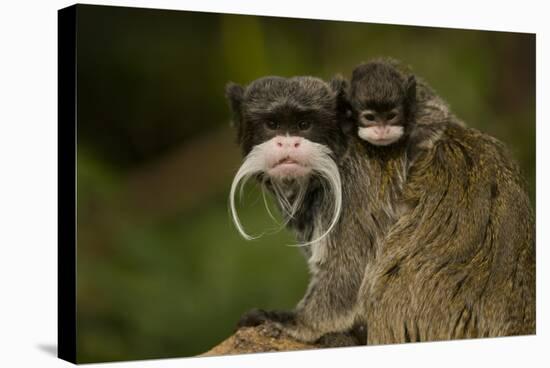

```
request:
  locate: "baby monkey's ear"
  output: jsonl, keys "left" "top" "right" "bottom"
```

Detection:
{"left": 404, "top": 75, "right": 417, "bottom": 122}
{"left": 405, "top": 75, "right": 417, "bottom": 104}
{"left": 329, "top": 74, "right": 351, "bottom": 112}
{"left": 329, "top": 75, "right": 354, "bottom": 134}
{"left": 329, "top": 74, "right": 348, "bottom": 96}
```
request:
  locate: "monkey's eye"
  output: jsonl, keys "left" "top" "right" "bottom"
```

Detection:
{"left": 298, "top": 121, "right": 311, "bottom": 130}
{"left": 265, "top": 121, "right": 278, "bottom": 130}
{"left": 364, "top": 113, "right": 376, "bottom": 121}
{"left": 387, "top": 112, "right": 397, "bottom": 120}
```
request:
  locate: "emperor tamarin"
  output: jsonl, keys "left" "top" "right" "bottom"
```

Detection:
{"left": 225, "top": 73, "right": 535, "bottom": 346}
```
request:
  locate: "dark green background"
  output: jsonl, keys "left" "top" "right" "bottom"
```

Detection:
{"left": 75, "top": 4, "right": 535, "bottom": 363}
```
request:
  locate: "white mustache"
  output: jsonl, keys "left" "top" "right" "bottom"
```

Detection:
{"left": 229, "top": 138, "right": 342, "bottom": 246}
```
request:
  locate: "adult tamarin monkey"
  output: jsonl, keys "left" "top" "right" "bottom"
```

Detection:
{"left": 225, "top": 73, "right": 535, "bottom": 346}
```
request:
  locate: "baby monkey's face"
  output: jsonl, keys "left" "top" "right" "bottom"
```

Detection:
{"left": 349, "top": 61, "right": 417, "bottom": 147}
{"left": 356, "top": 104, "right": 405, "bottom": 146}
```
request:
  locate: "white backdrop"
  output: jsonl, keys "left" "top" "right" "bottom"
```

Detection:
{"left": 0, "top": 0, "right": 547, "bottom": 367}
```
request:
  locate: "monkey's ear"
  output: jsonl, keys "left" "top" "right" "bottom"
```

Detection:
{"left": 405, "top": 75, "right": 417, "bottom": 120}
{"left": 405, "top": 75, "right": 417, "bottom": 103}
{"left": 329, "top": 75, "right": 354, "bottom": 134}
{"left": 329, "top": 74, "right": 348, "bottom": 95}
{"left": 225, "top": 82, "right": 245, "bottom": 126}
{"left": 329, "top": 74, "right": 350, "bottom": 107}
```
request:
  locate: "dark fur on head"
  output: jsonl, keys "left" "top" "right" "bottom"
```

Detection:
{"left": 225, "top": 76, "right": 348, "bottom": 158}
{"left": 350, "top": 61, "right": 417, "bottom": 137}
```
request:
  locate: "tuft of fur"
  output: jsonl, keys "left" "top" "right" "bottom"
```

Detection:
{"left": 229, "top": 137, "right": 342, "bottom": 246}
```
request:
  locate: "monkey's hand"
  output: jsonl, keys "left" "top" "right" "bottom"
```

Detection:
{"left": 237, "top": 308, "right": 296, "bottom": 329}
{"left": 238, "top": 307, "right": 353, "bottom": 343}
{"left": 271, "top": 315, "right": 364, "bottom": 347}
{"left": 236, "top": 308, "right": 329, "bottom": 343}
{"left": 236, "top": 308, "right": 299, "bottom": 341}
{"left": 236, "top": 308, "right": 362, "bottom": 347}
{"left": 268, "top": 309, "right": 352, "bottom": 343}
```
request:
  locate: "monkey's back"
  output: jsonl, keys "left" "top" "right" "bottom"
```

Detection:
{"left": 361, "top": 123, "right": 535, "bottom": 344}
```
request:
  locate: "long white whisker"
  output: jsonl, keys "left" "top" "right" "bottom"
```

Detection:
{"left": 296, "top": 150, "right": 342, "bottom": 247}
{"left": 261, "top": 180, "right": 281, "bottom": 225}
{"left": 229, "top": 142, "right": 270, "bottom": 240}
{"left": 229, "top": 138, "right": 342, "bottom": 247}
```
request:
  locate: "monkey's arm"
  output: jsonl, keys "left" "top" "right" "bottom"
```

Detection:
{"left": 283, "top": 250, "right": 365, "bottom": 343}
{"left": 238, "top": 261, "right": 364, "bottom": 344}
{"left": 238, "top": 234, "right": 367, "bottom": 344}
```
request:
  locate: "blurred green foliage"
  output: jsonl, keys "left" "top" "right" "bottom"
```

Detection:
{"left": 74, "top": 4, "right": 535, "bottom": 363}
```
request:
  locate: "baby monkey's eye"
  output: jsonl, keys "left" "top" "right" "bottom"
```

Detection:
{"left": 387, "top": 112, "right": 397, "bottom": 120}
{"left": 364, "top": 113, "right": 376, "bottom": 121}
{"left": 265, "top": 121, "right": 278, "bottom": 130}
{"left": 298, "top": 121, "right": 311, "bottom": 130}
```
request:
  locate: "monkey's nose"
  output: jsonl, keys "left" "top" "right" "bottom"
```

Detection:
{"left": 373, "top": 125, "right": 390, "bottom": 137}
{"left": 274, "top": 136, "right": 302, "bottom": 149}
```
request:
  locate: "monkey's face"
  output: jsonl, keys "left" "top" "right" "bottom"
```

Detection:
{"left": 350, "top": 82, "right": 409, "bottom": 147}
{"left": 356, "top": 105, "right": 405, "bottom": 146}
{"left": 226, "top": 76, "right": 346, "bottom": 180}
{"left": 225, "top": 76, "right": 345, "bottom": 242}
{"left": 237, "top": 103, "right": 343, "bottom": 180}
{"left": 349, "top": 61, "right": 417, "bottom": 147}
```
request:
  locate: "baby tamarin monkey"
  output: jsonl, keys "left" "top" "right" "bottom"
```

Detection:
{"left": 349, "top": 61, "right": 417, "bottom": 147}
